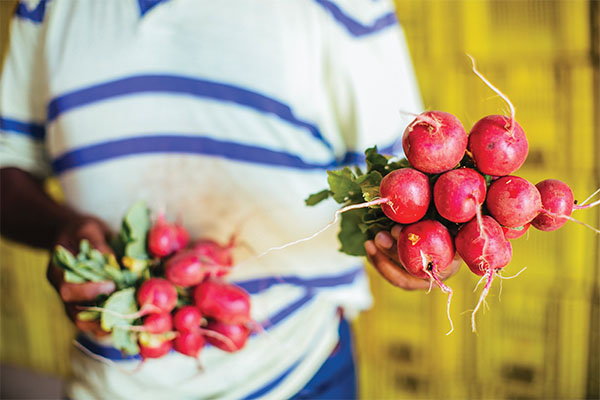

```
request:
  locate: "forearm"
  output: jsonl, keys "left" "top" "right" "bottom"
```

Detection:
{"left": 0, "top": 167, "right": 79, "bottom": 250}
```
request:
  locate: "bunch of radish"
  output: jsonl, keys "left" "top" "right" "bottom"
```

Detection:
{"left": 54, "top": 204, "right": 253, "bottom": 362}
{"left": 307, "top": 58, "right": 599, "bottom": 333}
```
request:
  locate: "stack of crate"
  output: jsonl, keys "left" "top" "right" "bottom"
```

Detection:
{"left": 355, "top": 0, "right": 598, "bottom": 399}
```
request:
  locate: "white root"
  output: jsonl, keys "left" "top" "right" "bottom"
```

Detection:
{"left": 467, "top": 54, "right": 516, "bottom": 132}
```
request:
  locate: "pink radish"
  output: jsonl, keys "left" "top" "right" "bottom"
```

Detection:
{"left": 137, "top": 278, "right": 178, "bottom": 314}
{"left": 191, "top": 238, "right": 235, "bottom": 269}
{"left": 173, "top": 306, "right": 203, "bottom": 333}
{"left": 204, "top": 321, "right": 251, "bottom": 352}
{"left": 193, "top": 281, "right": 251, "bottom": 325}
{"left": 378, "top": 168, "right": 431, "bottom": 224}
{"left": 486, "top": 176, "right": 541, "bottom": 228}
{"left": 502, "top": 223, "right": 530, "bottom": 240}
{"left": 532, "top": 179, "right": 574, "bottom": 232}
{"left": 397, "top": 219, "right": 456, "bottom": 334}
{"left": 142, "top": 312, "right": 173, "bottom": 334}
{"left": 455, "top": 216, "right": 513, "bottom": 331}
{"left": 532, "top": 179, "right": 600, "bottom": 233}
{"left": 165, "top": 250, "right": 208, "bottom": 287}
{"left": 468, "top": 115, "right": 528, "bottom": 176}
{"left": 174, "top": 331, "right": 205, "bottom": 358}
{"left": 402, "top": 111, "right": 468, "bottom": 174}
{"left": 173, "top": 223, "right": 190, "bottom": 252}
{"left": 148, "top": 215, "right": 178, "bottom": 258}
{"left": 466, "top": 55, "right": 529, "bottom": 177}
{"left": 139, "top": 338, "right": 173, "bottom": 359}
{"left": 433, "top": 168, "right": 486, "bottom": 223}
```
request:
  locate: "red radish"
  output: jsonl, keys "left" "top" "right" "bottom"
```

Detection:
{"left": 455, "top": 216, "right": 513, "bottom": 332}
{"left": 173, "top": 223, "right": 190, "bottom": 252}
{"left": 137, "top": 278, "right": 178, "bottom": 314}
{"left": 502, "top": 223, "right": 530, "bottom": 240}
{"left": 468, "top": 115, "right": 529, "bottom": 176}
{"left": 191, "top": 238, "right": 234, "bottom": 269}
{"left": 397, "top": 220, "right": 456, "bottom": 334}
{"left": 148, "top": 215, "right": 178, "bottom": 258}
{"left": 433, "top": 168, "right": 486, "bottom": 223}
{"left": 466, "top": 55, "right": 528, "bottom": 177}
{"left": 139, "top": 338, "right": 173, "bottom": 359}
{"left": 173, "top": 306, "right": 203, "bottom": 333}
{"left": 174, "top": 331, "right": 205, "bottom": 358}
{"left": 165, "top": 250, "right": 208, "bottom": 287}
{"left": 531, "top": 179, "right": 574, "bottom": 232}
{"left": 486, "top": 176, "right": 541, "bottom": 228}
{"left": 397, "top": 220, "right": 455, "bottom": 280}
{"left": 204, "top": 321, "right": 251, "bottom": 352}
{"left": 143, "top": 312, "right": 173, "bottom": 334}
{"left": 379, "top": 168, "right": 431, "bottom": 224}
{"left": 402, "top": 111, "right": 468, "bottom": 174}
{"left": 194, "top": 281, "right": 251, "bottom": 325}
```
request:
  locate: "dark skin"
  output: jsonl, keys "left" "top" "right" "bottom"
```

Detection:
{"left": 1, "top": 167, "right": 115, "bottom": 336}
{"left": 1, "top": 167, "right": 459, "bottom": 335}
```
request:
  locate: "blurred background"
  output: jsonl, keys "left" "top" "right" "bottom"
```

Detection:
{"left": 1, "top": 0, "right": 598, "bottom": 399}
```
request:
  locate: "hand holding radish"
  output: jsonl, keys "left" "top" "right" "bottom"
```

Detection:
{"left": 365, "top": 226, "right": 460, "bottom": 291}
{"left": 306, "top": 56, "right": 599, "bottom": 333}
{"left": 47, "top": 215, "right": 116, "bottom": 336}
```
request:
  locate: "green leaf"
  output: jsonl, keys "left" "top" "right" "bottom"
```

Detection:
{"left": 327, "top": 168, "right": 361, "bottom": 204}
{"left": 305, "top": 189, "right": 333, "bottom": 206}
{"left": 112, "top": 327, "right": 140, "bottom": 356}
{"left": 356, "top": 171, "right": 383, "bottom": 202}
{"left": 79, "top": 239, "right": 91, "bottom": 255}
{"left": 64, "top": 270, "right": 87, "bottom": 284}
{"left": 338, "top": 209, "right": 368, "bottom": 256}
{"left": 100, "top": 288, "right": 138, "bottom": 332}
{"left": 123, "top": 201, "right": 151, "bottom": 241}
{"left": 365, "top": 146, "right": 389, "bottom": 174}
{"left": 70, "top": 264, "right": 107, "bottom": 282}
{"left": 53, "top": 245, "right": 77, "bottom": 270}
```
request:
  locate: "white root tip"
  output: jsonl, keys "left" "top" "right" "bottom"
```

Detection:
{"left": 466, "top": 54, "right": 516, "bottom": 130}
{"left": 251, "top": 197, "right": 390, "bottom": 261}
{"left": 565, "top": 215, "right": 600, "bottom": 234}
{"left": 471, "top": 270, "right": 495, "bottom": 333}
{"left": 577, "top": 188, "right": 600, "bottom": 207}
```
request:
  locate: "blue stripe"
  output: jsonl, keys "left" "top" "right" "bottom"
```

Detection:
{"left": 50, "top": 134, "right": 338, "bottom": 174}
{"left": 0, "top": 117, "right": 46, "bottom": 140}
{"left": 315, "top": 0, "right": 397, "bottom": 37}
{"left": 138, "top": 0, "right": 169, "bottom": 16}
{"left": 236, "top": 266, "right": 364, "bottom": 295}
{"left": 260, "top": 291, "right": 315, "bottom": 330}
{"left": 46, "top": 75, "right": 331, "bottom": 150}
{"left": 15, "top": 0, "right": 47, "bottom": 23}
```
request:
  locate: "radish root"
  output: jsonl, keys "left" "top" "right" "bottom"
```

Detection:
{"left": 252, "top": 197, "right": 391, "bottom": 260}
{"left": 467, "top": 54, "right": 516, "bottom": 134}
{"left": 420, "top": 251, "right": 454, "bottom": 335}
{"left": 471, "top": 268, "right": 496, "bottom": 333}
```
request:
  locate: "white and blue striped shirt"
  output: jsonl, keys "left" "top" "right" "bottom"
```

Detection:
{"left": 0, "top": 0, "right": 422, "bottom": 398}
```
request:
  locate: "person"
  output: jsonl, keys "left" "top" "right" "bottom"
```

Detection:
{"left": 0, "top": 0, "right": 459, "bottom": 398}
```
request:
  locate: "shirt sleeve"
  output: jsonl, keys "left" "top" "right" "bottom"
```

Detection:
{"left": 0, "top": 0, "right": 52, "bottom": 178}
{"left": 321, "top": 0, "right": 423, "bottom": 159}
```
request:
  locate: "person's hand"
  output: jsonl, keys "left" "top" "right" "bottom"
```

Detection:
{"left": 46, "top": 215, "right": 116, "bottom": 336}
{"left": 364, "top": 225, "right": 461, "bottom": 290}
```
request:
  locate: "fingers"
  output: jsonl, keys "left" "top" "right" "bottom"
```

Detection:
{"left": 60, "top": 280, "right": 116, "bottom": 303}
{"left": 365, "top": 240, "right": 431, "bottom": 290}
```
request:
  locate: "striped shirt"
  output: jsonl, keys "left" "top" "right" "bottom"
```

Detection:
{"left": 0, "top": 0, "right": 422, "bottom": 398}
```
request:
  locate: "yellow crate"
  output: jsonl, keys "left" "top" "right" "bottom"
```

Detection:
{"left": 466, "top": 283, "right": 592, "bottom": 400}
